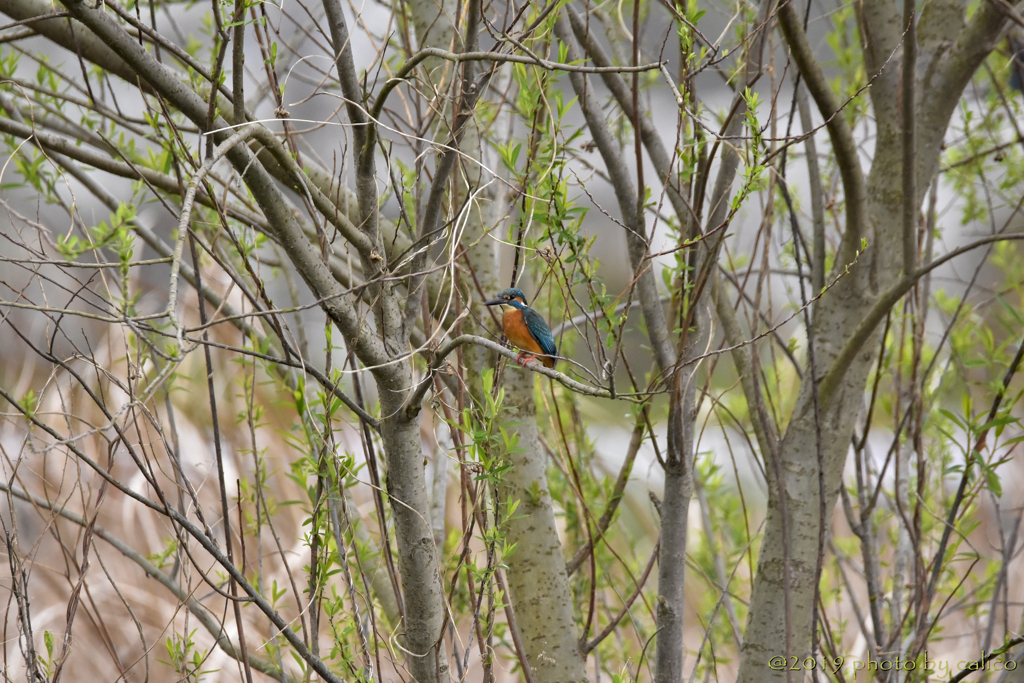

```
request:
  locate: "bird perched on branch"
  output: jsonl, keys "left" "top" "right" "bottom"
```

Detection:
{"left": 484, "top": 288, "right": 557, "bottom": 368}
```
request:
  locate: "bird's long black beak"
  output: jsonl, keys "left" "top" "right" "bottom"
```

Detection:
{"left": 483, "top": 298, "right": 505, "bottom": 307}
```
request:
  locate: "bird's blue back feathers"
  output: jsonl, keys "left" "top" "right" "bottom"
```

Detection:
{"left": 521, "top": 306, "right": 557, "bottom": 357}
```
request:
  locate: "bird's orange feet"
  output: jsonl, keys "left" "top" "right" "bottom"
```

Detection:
{"left": 515, "top": 352, "right": 537, "bottom": 366}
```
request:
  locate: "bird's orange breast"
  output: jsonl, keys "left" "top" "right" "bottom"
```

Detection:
{"left": 503, "top": 309, "right": 545, "bottom": 356}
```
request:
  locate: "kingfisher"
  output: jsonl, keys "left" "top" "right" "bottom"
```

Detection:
{"left": 484, "top": 288, "right": 558, "bottom": 368}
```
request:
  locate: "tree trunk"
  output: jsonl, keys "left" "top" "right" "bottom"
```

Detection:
{"left": 498, "top": 367, "right": 588, "bottom": 682}
{"left": 380, "top": 385, "right": 444, "bottom": 683}
{"left": 447, "top": 44, "right": 586, "bottom": 677}
{"left": 737, "top": 1, "right": 1010, "bottom": 676}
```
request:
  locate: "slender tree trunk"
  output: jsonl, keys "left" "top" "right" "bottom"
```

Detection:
{"left": 654, "top": 367, "right": 701, "bottom": 683}
{"left": 380, "top": 386, "right": 444, "bottom": 682}
{"left": 738, "top": 123, "right": 904, "bottom": 682}
{"left": 455, "top": 77, "right": 587, "bottom": 680}
{"left": 498, "top": 367, "right": 588, "bottom": 681}
{"left": 738, "top": 0, "right": 1010, "bottom": 675}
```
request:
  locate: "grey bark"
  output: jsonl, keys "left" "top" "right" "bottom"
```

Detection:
{"left": 654, "top": 373, "right": 698, "bottom": 683}
{"left": 452, "top": 61, "right": 586, "bottom": 683}
{"left": 737, "top": 0, "right": 1014, "bottom": 679}
{"left": 497, "top": 367, "right": 588, "bottom": 682}
{"left": 794, "top": 83, "right": 827, "bottom": 295}
{"left": 395, "top": 0, "right": 584, "bottom": 677}
{"left": 1, "top": 0, "right": 154, "bottom": 90}
{"left": 376, "top": 387, "right": 442, "bottom": 683}
{"left": 321, "top": 0, "right": 367, "bottom": 152}
{"left": 44, "top": 3, "right": 443, "bottom": 680}
{"left": 656, "top": 106, "right": 744, "bottom": 683}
